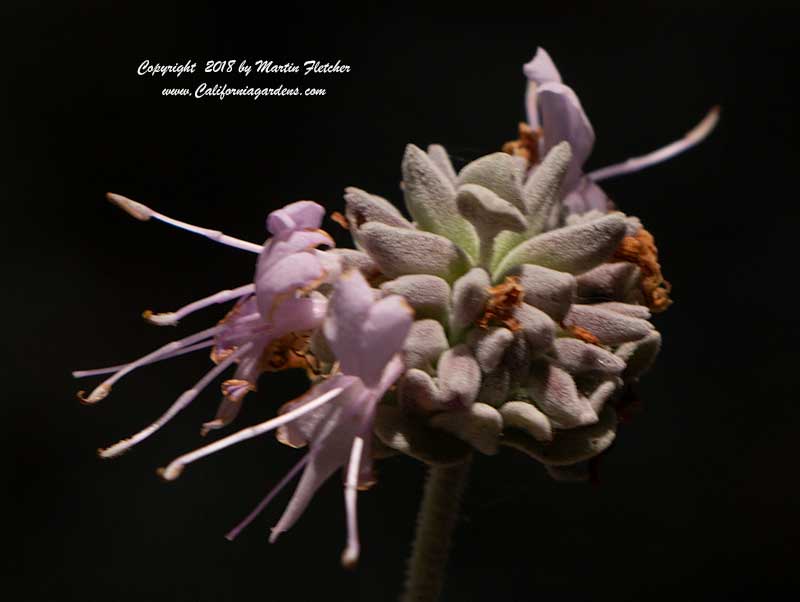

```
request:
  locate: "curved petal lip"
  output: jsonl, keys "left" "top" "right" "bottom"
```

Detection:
{"left": 537, "top": 82, "right": 595, "bottom": 191}
{"left": 267, "top": 200, "right": 325, "bottom": 235}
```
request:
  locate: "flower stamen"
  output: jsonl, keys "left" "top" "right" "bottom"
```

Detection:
{"left": 143, "top": 284, "right": 255, "bottom": 326}
{"left": 72, "top": 341, "right": 214, "bottom": 378}
{"left": 341, "top": 435, "right": 365, "bottom": 569}
{"left": 98, "top": 342, "right": 255, "bottom": 458}
{"left": 107, "top": 192, "right": 264, "bottom": 254}
{"left": 587, "top": 106, "right": 720, "bottom": 182}
{"left": 225, "top": 455, "right": 311, "bottom": 541}
{"left": 76, "top": 325, "right": 223, "bottom": 404}
{"left": 158, "top": 385, "right": 346, "bottom": 481}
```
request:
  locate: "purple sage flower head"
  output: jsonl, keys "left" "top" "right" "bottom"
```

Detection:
{"left": 75, "top": 48, "right": 716, "bottom": 567}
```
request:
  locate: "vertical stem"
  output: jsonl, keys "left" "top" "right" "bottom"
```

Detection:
{"left": 401, "top": 457, "right": 472, "bottom": 602}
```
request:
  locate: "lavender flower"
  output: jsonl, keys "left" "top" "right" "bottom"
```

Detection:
{"left": 506, "top": 47, "right": 720, "bottom": 214}
{"left": 74, "top": 195, "right": 414, "bottom": 565}
{"left": 75, "top": 196, "right": 340, "bottom": 455}
{"left": 159, "top": 270, "right": 412, "bottom": 566}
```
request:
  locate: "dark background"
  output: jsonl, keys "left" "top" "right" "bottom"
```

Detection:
{"left": 4, "top": 4, "right": 798, "bottom": 601}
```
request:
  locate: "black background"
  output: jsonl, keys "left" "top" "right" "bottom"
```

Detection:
{"left": 4, "top": 4, "right": 799, "bottom": 601}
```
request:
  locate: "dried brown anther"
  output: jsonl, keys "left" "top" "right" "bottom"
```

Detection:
{"left": 477, "top": 276, "right": 524, "bottom": 331}
{"left": 331, "top": 211, "right": 350, "bottom": 230}
{"left": 612, "top": 226, "right": 672, "bottom": 313}
{"left": 259, "top": 331, "right": 320, "bottom": 378}
{"left": 566, "top": 325, "right": 601, "bottom": 346}
{"left": 502, "top": 122, "right": 543, "bottom": 167}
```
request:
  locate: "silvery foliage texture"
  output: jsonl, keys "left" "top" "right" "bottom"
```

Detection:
{"left": 339, "top": 141, "right": 661, "bottom": 477}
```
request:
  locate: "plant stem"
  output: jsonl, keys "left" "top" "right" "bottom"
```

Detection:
{"left": 401, "top": 457, "right": 472, "bottom": 602}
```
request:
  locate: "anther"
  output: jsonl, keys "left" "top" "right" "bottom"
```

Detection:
{"left": 107, "top": 192, "right": 152, "bottom": 221}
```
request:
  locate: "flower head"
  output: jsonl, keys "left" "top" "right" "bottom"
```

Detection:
{"left": 75, "top": 49, "right": 716, "bottom": 567}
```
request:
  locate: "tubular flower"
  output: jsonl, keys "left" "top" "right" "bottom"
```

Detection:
{"left": 74, "top": 196, "right": 340, "bottom": 457}
{"left": 159, "top": 269, "right": 413, "bottom": 567}
{"left": 504, "top": 47, "right": 720, "bottom": 215}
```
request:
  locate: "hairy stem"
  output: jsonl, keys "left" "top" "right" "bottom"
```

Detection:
{"left": 401, "top": 457, "right": 472, "bottom": 602}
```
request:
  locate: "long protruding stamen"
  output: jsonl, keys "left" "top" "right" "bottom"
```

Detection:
{"left": 587, "top": 106, "right": 720, "bottom": 182}
{"left": 74, "top": 313, "right": 261, "bottom": 382}
{"left": 225, "top": 455, "right": 311, "bottom": 542}
{"left": 159, "top": 386, "right": 345, "bottom": 480}
{"left": 76, "top": 326, "right": 222, "bottom": 404}
{"left": 143, "top": 284, "right": 255, "bottom": 326}
{"left": 72, "top": 341, "right": 213, "bottom": 378}
{"left": 341, "top": 436, "right": 364, "bottom": 569}
{"left": 107, "top": 193, "right": 264, "bottom": 254}
{"left": 98, "top": 343, "right": 255, "bottom": 459}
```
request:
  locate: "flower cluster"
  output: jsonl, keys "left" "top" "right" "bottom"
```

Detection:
{"left": 74, "top": 48, "right": 716, "bottom": 564}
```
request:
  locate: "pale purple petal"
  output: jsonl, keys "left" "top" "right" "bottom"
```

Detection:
{"left": 266, "top": 200, "right": 325, "bottom": 236}
{"left": 271, "top": 354, "right": 403, "bottom": 541}
{"left": 523, "top": 47, "right": 562, "bottom": 132}
{"left": 257, "top": 229, "right": 333, "bottom": 273}
{"left": 277, "top": 374, "right": 360, "bottom": 448}
{"left": 225, "top": 454, "right": 310, "bottom": 541}
{"left": 537, "top": 82, "right": 595, "bottom": 191}
{"left": 205, "top": 293, "right": 328, "bottom": 434}
{"left": 286, "top": 356, "right": 400, "bottom": 457}
{"left": 322, "top": 270, "right": 375, "bottom": 377}
{"left": 358, "top": 295, "right": 413, "bottom": 387}
{"left": 562, "top": 176, "right": 611, "bottom": 214}
{"left": 358, "top": 354, "right": 404, "bottom": 485}
{"left": 202, "top": 354, "right": 261, "bottom": 432}
{"left": 212, "top": 296, "right": 259, "bottom": 352}
{"left": 269, "top": 269, "right": 410, "bottom": 543}
{"left": 522, "top": 47, "right": 562, "bottom": 85}
{"left": 255, "top": 252, "right": 324, "bottom": 318}
{"left": 270, "top": 384, "right": 371, "bottom": 541}
{"left": 213, "top": 292, "right": 328, "bottom": 366}
{"left": 269, "top": 292, "right": 328, "bottom": 337}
